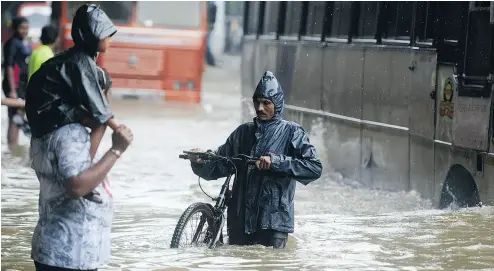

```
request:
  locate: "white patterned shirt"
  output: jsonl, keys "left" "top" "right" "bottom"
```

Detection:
{"left": 30, "top": 123, "right": 114, "bottom": 270}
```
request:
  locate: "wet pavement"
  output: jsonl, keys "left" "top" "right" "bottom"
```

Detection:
{"left": 2, "top": 56, "right": 494, "bottom": 271}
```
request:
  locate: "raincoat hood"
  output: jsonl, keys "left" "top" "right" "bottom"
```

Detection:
{"left": 71, "top": 4, "right": 117, "bottom": 55}
{"left": 253, "top": 71, "right": 284, "bottom": 120}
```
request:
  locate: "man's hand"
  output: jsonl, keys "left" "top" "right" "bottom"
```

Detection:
{"left": 188, "top": 148, "right": 204, "bottom": 164}
{"left": 111, "top": 125, "right": 133, "bottom": 153}
{"left": 9, "top": 90, "right": 17, "bottom": 99}
{"left": 255, "top": 156, "right": 271, "bottom": 170}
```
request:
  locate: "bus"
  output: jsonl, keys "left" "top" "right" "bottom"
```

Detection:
{"left": 51, "top": 1, "right": 208, "bottom": 103}
{"left": 241, "top": 1, "right": 494, "bottom": 209}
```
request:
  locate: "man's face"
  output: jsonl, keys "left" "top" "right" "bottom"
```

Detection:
{"left": 254, "top": 97, "right": 275, "bottom": 121}
{"left": 17, "top": 22, "right": 29, "bottom": 39}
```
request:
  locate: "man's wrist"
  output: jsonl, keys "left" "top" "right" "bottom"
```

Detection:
{"left": 267, "top": 153, "right": 280, "bottom": 170}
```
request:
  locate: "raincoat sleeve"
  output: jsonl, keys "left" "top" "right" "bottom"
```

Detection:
{"left": 268, "top": 126, "right": 322, "bottom": 185}
{"left": 191, "top": 126, "right": 241, "bottom": 180}
{"left": 68, "top": 60, "right": 113, "bottom": 125}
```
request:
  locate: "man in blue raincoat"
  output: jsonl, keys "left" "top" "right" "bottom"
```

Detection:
{"left": 188, "top": 71, "right": 323, "bottom": 249}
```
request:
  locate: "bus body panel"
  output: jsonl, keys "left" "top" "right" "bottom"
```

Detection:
{"left": 241, "top": 1, "right": 494, "bottom": 208}
{"left": 241, "top": 39, "right": 494, "bottom": 207}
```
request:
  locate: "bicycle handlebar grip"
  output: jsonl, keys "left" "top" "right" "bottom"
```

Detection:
{"left": 179, "top": 154, "right": 189, "bottom": 159}
{"left": 247, "top": 159, "right": 258, "bottom": 165}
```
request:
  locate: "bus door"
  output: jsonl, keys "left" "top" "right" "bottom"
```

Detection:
{"left": 452, "top": 2, "right": 494, "bottom": 152}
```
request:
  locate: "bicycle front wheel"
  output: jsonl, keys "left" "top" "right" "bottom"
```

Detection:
{"left": 170, "top": 202, "right": 216, "bottom": 248}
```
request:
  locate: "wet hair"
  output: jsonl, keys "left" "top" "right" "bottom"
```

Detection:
{"left": 11, "top": 16, "right": 28, "bottom": 32}
{"left": 40, "top": 25, "right": 58, "bottom": 45}
{"left": 97, "top": 66, "right": 112, "bottom": 95}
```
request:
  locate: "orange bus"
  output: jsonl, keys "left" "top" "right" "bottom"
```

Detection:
{"left": 55, "top": 1, "right": 208, "bottom": 103}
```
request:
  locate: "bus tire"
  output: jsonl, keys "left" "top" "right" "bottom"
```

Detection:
{"left": 439, "top": 164, "right": 481, "bottom": 209}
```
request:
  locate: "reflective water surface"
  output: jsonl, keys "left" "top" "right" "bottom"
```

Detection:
{"left": 2, "top": 58, "right": 494, "bottom": 271}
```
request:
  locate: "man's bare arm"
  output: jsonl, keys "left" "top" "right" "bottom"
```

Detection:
{"left": 7, "top": 67, "right": 16, "bottom": 98}
{"left": 64, "top": 124, "right": 133, "bottom": 198}
{"left": 66, "top": 150, "right": 118, "bottom": 197}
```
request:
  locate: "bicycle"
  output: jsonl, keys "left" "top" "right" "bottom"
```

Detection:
{"left": 169, "top": 150, "right": 258, "bottom": 249}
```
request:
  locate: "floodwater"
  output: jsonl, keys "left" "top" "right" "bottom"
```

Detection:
{"left": 2, "top": 56, "right": 494, "bottom": 271}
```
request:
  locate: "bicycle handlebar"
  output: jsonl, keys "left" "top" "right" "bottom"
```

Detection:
{"left": 179, "top": 151, "right": 258, "bottom": 165}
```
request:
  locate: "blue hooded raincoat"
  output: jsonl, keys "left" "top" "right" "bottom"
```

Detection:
{"left": 192, "top": 71, "right": 323, "bottom": 244}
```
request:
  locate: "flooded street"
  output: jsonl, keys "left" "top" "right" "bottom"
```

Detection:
{"left": 2, "top": 56, "right": 494, "bottom": 271}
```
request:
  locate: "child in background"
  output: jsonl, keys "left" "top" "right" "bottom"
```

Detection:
{"left": 28, "top": 25, "right": 58, "bottom": 81}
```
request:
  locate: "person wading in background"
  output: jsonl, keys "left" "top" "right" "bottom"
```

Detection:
{"left": 28, "top": 25, "right": 58, "bottom": 81}
{"left": 2, "top": 16, "right": 32, "bottom": 146}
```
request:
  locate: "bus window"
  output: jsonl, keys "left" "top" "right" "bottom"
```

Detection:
{"left": 383, "top": 2, "right": 413, "bottom": 42}
{"left": 303, "top": 1, "right": 325, "bottom": 38}
{"left": 66, "top": 1, "right": 133, "bottom": 25}
{"left": 436, "top": 2, "right": 466, "bottom": 43}
{"left": 282, "top": 1, "right": 302, "bottom": 37}
{"left": 415, "top": 2, "right": 436, "bottom": 44}
{"left": 464, "top": 10, "right": 492, "bottom": 77}
{"left": 136, "top": 1, "right": 202, "bottom": 29}
{"left": 356, "top": 2, "right": 379, "bottom": 39}
{"left": 246, "top": 1, "right": 260, "bottom": 36}
{"left": 328, "top": 2, "right": 352, "bottom": 40}
{"left": 473, "top": 1, "right": 491, "bottom": 8}
{"left": 435, "top": 2, "right": 469, "bottom": 64}
{"left": 261, "top": 1, "right": 280, "bottom": 36}
{"left": 226, "top": 1, "right": 243, "bottom": 17}
{"left": 19, "top": 5, "right": 51, "bottom": 29}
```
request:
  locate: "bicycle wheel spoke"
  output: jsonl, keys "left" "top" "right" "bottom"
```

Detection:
{"left": 170, "top": 203, "right": 216, "bottom": 249}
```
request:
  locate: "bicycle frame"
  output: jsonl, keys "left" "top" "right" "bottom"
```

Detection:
{"left": 180, "top": 150, "right": 256, "bottom": 248}
{"left": 190, "top": 171, "right": 234, "bottom": 248}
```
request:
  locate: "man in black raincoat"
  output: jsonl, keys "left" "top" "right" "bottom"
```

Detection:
{"left": 189, "top": 71, "right": 323, "bottom": 249}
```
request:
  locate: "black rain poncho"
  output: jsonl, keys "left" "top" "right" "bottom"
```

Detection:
{"left": 191, "top": 71, "right": 323, "bottom": 245}
{"left": 25, "top": 4, "right": 117, "bottom": 138}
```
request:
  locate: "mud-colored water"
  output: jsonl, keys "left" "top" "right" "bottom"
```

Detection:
{"left": 2, "top": 58, "right": 494, "bottom": 271}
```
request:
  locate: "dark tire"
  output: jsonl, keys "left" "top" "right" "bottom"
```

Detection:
{"left": 439, "top": 164, "right": 481, "bottom": 209}
{"left": 170, "top": 202, "right": 216, "bottom": 248}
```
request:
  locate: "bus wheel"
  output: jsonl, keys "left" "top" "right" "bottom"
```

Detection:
{"left": 439, "top": 164, "right": 481, "bottom": 209}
